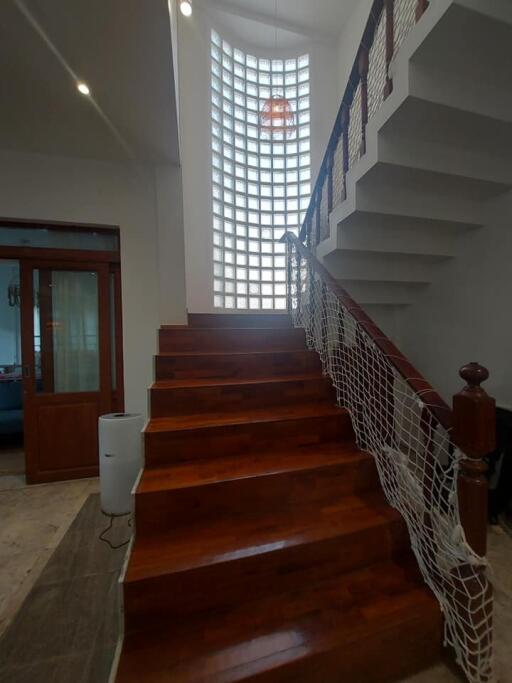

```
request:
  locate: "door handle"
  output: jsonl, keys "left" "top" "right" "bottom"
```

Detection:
{"left": 22, "top": 365, "right": 32, "bottom": 379}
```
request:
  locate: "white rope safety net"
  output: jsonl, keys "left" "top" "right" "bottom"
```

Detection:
{"left": 286, "top": 238, "right": 494, "bottom": 683}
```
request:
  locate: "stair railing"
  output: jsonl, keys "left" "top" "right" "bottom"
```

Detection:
{"left": 302, "top": 0, "right": 429, "bottom": 247}
{"left": 282, "top": 232, "right": 495, "bottom": 683}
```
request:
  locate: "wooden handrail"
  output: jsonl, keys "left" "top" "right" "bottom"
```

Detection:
{"left": 299, "top": 0, "right": 385, "bottom": 242}
{"left": 281, "top": 231, "right": 452, "bottom": 431}
{"left": 300, "top": 0, "right": 430, "bottom": 245}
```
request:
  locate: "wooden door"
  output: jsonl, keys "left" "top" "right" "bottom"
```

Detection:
{"left": 20, "top": 260, "right": 112, "bottom": 483}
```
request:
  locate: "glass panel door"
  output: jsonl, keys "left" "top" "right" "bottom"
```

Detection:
{"left": 21, "top": 260, "right": 111, "bottom": 483}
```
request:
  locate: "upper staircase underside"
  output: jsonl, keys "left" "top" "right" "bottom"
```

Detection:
{"left": 317, "top": 0, "right": 512, "bottom": 314}
{"left": 115, "top": 314, "right": 442, "bottom": 683}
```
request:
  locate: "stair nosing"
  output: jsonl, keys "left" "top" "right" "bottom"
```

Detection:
{"left": 138, "top": 443, "right": 367, "bottom": 494}
{"left": 145, "top": 403, "right": 345, "bottom": 434}
{"left": 150, "top": 373, "right": 328, "bottom": 390}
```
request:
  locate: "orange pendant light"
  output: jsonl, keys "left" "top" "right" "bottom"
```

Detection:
{"left": 260, "top": 94, "right": 296, "bottom": 138}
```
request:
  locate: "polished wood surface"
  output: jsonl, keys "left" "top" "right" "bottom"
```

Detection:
{"left": 116, "top": 314, "right": 442, "bottom": 682}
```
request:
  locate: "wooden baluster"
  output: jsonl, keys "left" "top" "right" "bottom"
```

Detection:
{"left": 358, "top": 46, "right": 369, "bottom": 157}
{"left": 320, "top": 282, "right": 329, "bottom": 368}
{"left": 416, "top": 0, "right": 429, "bottom": 21}
{"left": 286, "top": 241, "right": 293, "bottom": 315}
{"left": 453, "top": 363, "right": 495, "bottom": 556}
{"left": 306, "top": 214, "right": 312, "bottom": 249}
{"left": 383, "top": 0, "right": 395, "bottom": 99}
{"left": 341, "top": 104, "right": 350, "bottom": 201}
{"left": 327, "top": 149, "right": 334, "bottom": 214}
{"left": 315, "top": 188, "right": 322, "bottom": 246}
{"left": 295, "top": 250, "right": 302, "bottom": 313}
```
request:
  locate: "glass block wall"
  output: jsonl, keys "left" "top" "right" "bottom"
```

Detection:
{"left": 211, "top": 30, "right": 311, "bottom": 310}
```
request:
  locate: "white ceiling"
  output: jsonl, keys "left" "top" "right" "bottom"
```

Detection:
{"left": 0, "top": 0, "right": 179, "bottom": 163}
{"left": 203, "top": 0, "right": 360, "bottom": 48}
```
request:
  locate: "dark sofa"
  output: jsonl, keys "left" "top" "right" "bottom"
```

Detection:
{"left": 0, "top": 380, "right": 23, "bottom": 435}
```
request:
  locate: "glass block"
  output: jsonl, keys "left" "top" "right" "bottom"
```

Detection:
{"left": 225, "top": 281, "right": 235, "bottom": 294}
{"left": 225, "top": 296, "right": 234, "bottom": 309}
{"left": 249, "top": 298, "right": 260, "bottom": 309}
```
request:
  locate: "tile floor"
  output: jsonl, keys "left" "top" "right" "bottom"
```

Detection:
{"left": 0, "top": 492, "right": 130, "bottom": 682}
{"left": 0, "top": 475, "right": 101, "bottom": 639}
{"left": 0, "top": 476, "right": 511, "bottom": 682}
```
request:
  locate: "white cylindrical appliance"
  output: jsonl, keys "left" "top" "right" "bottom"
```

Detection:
{"left": 99, "top": 413, "right": 144, "bottom": 515}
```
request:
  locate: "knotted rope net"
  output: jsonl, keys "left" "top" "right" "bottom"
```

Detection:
{"left": 286, "top": 237, "right": 494, "bottom": 683}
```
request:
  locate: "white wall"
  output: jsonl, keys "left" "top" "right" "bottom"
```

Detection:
{"left": 0, "top": 149, "right": 186, "bottom": 418}
{"left": 397, "top": 189, "right": 512, "bottom": 410}
{"left": 177, "top": 6, "right": 339, "bottom": 313}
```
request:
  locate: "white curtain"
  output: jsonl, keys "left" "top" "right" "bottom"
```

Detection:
{"left": 51, "top": 271, "right": 99, "bottom": 393}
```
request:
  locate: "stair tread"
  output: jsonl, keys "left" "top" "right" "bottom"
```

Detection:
{"left": 145, "top": 402, "right": 343, "bottom": 433}
{"left": 138, "top": 442, "right": 366, "bottom": 493}
{"left": 126, "top": 493, "right": 400, "bottom": 582}
{"left": 117, "top": 560, "right": 439, "bottom": 683}
{"left": 156, "top": 349, "right": 316, "bottom": 357}
{"left": 151, "top": 373, "right": 325, "bottom": 389}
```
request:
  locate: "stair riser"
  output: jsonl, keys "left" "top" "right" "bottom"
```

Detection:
{"left": 159, "top": 328, "right": 307, "bottom": 353}
{"left": 124, "top": 517, "right": 408, "bottom": 632}
{"left": 155, "top": 351, "right": 321, "bottom": 381}
{"left": 187, "top": 314, "right": 292, "bottom": 328}
{"left": 225, "top": 601, "right": 443, "bottom": 683}
{"left": 145, "top": 413, "right": 353, "bottom": 466}
{"left": 136, "top": 458, "right": 379, "bottom": 532}
{"left": 150, "top": 378, "right": 335, "bottom": 418}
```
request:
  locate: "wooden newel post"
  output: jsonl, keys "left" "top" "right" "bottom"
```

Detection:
{"left": 453, "top": 363, "right": 496, "bottom": 557}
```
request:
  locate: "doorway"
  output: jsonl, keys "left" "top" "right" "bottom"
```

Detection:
{"left": 0, "top": 220, "right": 123, "bottom": 485}
{"left": 0, "top": 259, "right": 24, "bottom": 486}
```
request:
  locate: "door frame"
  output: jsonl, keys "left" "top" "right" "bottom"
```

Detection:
{"left": 0, "top": 218, "right": 124, "bottom": 483}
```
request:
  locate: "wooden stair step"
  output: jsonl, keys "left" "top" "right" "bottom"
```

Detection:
{"left": 124, "top": 494, "right": 408, "bottom": 629}
{"left": 144, "top": 403, "right": 353, "bottom": 465}
{"left": 136, "top": 443, "right": 379, "bottom": 530}
{"left": 158, "top": 327, "right": 307, "bottom": 353}
{"left": 117, "top": 560, "right": 442, "bottom": 683}
{"left": 186, "top": 313, "right": 292, "bottom": 328}
{"left": 155, "top": 349, "right": 321, "bottom": 381}
{"left": 150, "top": 374, "right": 334, "bottom": 417}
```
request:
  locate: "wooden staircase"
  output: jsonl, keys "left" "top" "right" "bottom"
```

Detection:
{"left": 115, "top": 314, "right": 443, "bottom": 683}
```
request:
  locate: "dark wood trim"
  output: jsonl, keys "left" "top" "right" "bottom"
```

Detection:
{"left": 281, "top": 232, "right": 452, "bottom": 431}
{"left": 0, "top": 216, "right": 119, "bottom": 234}
{"left": 0, "top": 246, "right": 119, "bottom": 263}
{"left": 38, "top": 269, "right": 55, "bottom": 393}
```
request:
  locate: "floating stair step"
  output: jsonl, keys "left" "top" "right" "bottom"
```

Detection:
{"left": 155, "top": 349, "right": 321, "bottom": 381}
{"left": 186, "top": 313, "right": 292, "bottom": 328}
{"left": 117, "top": 560, "right": 442, "bottom": 683}
{"left": 124, "top": 493, "right": 408, "bottom": 629}
{"left": 144, "top": 403, "right": 352, "bottom": 465}
{"left": 158, "top": 327, "right": 306, "bottom": 353}
{"left": 135, "top": 443, "right": 378, "bottom": 530}
{"left": 150, "top": 374, "right": 334, "bottom": 417}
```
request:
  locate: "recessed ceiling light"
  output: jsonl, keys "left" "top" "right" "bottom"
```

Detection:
{"left": 180, "top": 0, "right": 192, "bottom": 17}
{"left": 77, "top": 82, "right": 90, "bottom": 96}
